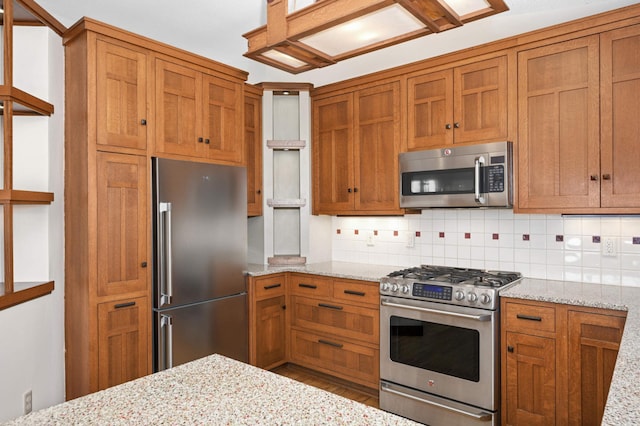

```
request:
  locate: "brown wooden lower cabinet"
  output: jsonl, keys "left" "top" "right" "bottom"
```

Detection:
{"left": 97, "top": 296, "right": 149, "bottom": 391}
{"left": 248, "top": 273, "right": 380, "bottom": 390}
{"left": 502, "top": 298, "right": 626, "bottom": 425}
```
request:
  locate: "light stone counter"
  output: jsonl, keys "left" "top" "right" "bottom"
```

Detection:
{"left": 5, "top": 354, "right": 418, "bottom": 425}
{"left": 245, "top": 261, "right": 402, "bottom": 282}
{"left": 501, "top": 278, "right": 640, "bottom": 425}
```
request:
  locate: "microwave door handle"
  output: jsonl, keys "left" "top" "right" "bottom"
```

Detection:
{"left": 475, "top": 156, "right": 486, "bottom": 204}
{"left": 381, "top": 300, "right": 491, "bottom": 321}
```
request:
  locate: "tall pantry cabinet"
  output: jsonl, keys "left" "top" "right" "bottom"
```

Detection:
{"left": 63, "top": 18, "right": 248, "bottom": 400}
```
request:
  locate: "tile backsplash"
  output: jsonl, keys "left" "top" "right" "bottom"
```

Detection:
{"left": 331, "top": 210, "right": 640, "bottom": 287}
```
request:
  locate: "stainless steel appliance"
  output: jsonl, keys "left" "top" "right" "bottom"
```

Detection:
{"left": 399, "top": 141, "right": 513, "bottom": 209}
{"left": 379, "top": 265, "right": 522, "bottom": 425}
{"left": 152, "top": 158, "right": 248, "bottom": 371}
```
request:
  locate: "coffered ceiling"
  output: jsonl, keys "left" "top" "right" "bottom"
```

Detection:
{"left": 35, "top": 0, "right": 638, "bottom": 86}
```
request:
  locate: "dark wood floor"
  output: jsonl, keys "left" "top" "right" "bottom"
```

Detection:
{"left": 271, "top": 364, "right": 379, "bottom": 408}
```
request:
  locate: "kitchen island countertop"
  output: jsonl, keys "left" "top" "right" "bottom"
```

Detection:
{"left": 5, "top": 354, "right": 418, "bottom": 425}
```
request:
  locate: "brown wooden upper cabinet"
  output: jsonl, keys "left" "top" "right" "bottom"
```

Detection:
{"left": 245, "top": 85, "right": 263, "bottom": 217}
{"left": 313, "top": 81, "right": 403, "bottom": 215}
{"left": 517, "top": 26, "right": 640, "bottom": 213}
{"left": 96, "top": 38, "right": 148, "bottom": 152}
{"left": 155, "top": 58, "right": 244, "bottom": 165}
{"left": 407, "top": 56, "right": 508, "bottom": 150}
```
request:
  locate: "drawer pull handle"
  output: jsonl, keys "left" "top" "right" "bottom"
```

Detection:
{"left": 263, "top": 283, "right": 282, "bottom": 290}
{"left": 299, "top": 283, "right": 317, "bottom": 289}
{"left": 318, "top": 339, "right": 343, "bottom": 349}
{"left": 344, "top": 290, "right": 366, "bottom": 297}
{"left": 516, "top": 314, "right": 542, "bottom": 322}
{"left": 318, "top": 303, "right": 343, "bottom": 310}
{"left": 114, "top": 301, "right": 136, "bottom": 309}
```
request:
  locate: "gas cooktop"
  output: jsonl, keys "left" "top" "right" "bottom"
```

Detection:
{"left": 380, "top": 265, "right": 522, "bottom": 310}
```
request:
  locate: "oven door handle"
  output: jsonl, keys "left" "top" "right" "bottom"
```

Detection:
{"left": 381, "top": 300, "right": 491, "bottom": 321}
{"left": 381, "top": 383, "right": 492, "bottom": 421}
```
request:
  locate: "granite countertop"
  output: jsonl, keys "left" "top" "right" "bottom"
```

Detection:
{"left": 245, "top": 261, "right": 401, "bottom": 282}
{"left": 6, "top": 354, "right": 419, "bottom": 425}
{"left": 501, "top": 278, "right": 640, "bottom": 425}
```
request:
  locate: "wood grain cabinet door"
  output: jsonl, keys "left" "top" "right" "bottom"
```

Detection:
{"left": 454, "top": 56, "right": 508, "bottom": 144}
{"left": 505, "top": 332, "right": 556, "bottom": 426}
{"left": 407, "top": 69, "right": 453, "bottom": 150}
{"left": 155, "top": 59, "right": 202, "bottom": 157}
{"left": 354, "top": 82, "right": 401, "bottom": 212}
{"left": 517, "top": 36, "right": 600, "bottom": 211}
{"left": 255, "top": 295, "right": 287, "bottom": 369}
{"left": 312, "top": 93, "right": 354, "bottom": 214}
{"left": 96, "top": 152, "right": 148, "bottom": 297}
{"left": 568, "top": 310, "right": 626, "bottom": 426}
{"left": 97, "top": 296, "right": 149, "bottom": 390}
{"left": 203, "top": 75, "right": 244, "bottom": 164}
{"left": 245, "top": 88, "right": 263, "bottom": 216}
{"left": 96, "top": 39, "right": 148, "bottom": 151}
{"left": 600, "top": 24, "right": 640, "bottom": 208}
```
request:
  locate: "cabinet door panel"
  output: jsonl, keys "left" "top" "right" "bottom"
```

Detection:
{"left": 517, "top": 36, "right": 600, "bottom": 210}
{"left": 97, "top": 296, "right": 149, "bottom": 390}
{"left": 505, "top": 332, "right": 556, "bottom": 425}
{"left": 407, "top": 69, "right": 453, "bottom": 150}
{"left": 568, "top": 310, "right": 626, "bottom": 426}
{"left": 203, "top": 75, "right": 243, "bottom": 164}
{"left": 312, "top": 94, "right": 354, "bottom": 213}
{"left": 454, "top": 56, "right": 508, "bottom": 144}
{"left": 96, "top": 39, "right": 147, "bottom": 151}
{"left": 355, "top": 82, "right": 401, "bottom": 212}
{"left": 245, "top": 90, "right": 263, "bottom": 216}
{"left": 155, "top": 59, "right": 201, "bottom": 157}
{"left": 96, "top": 152, "right": 148, "bottom": 297}
{"left": 601, "top": 24, "right": 640, "bottom": 208}
{"left": 255, "top": 296, "right": 286, "bottom": 369}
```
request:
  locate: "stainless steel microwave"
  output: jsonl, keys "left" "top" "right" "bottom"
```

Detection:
{"left": 399, "top": 141, "right": 513, "bottom": 208}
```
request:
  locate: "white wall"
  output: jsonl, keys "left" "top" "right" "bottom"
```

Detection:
{"left": 0, "top": 27, "right": 65, "bottom": 422}
{"left": 332, "top": 211, "right": 640, "bottom": 286}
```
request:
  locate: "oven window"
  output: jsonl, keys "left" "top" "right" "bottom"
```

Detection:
{"left": 389, "top": 316, "right": 480, "bottom": 382}
{"left": 402, "top": 168, "right": 476, "bottom": 195}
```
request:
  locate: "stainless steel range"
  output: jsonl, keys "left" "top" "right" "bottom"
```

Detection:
{"left": 379, "top": 265, "right": 522, "bottom": 426}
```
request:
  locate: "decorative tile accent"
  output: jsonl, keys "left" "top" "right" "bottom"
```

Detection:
{"left": 336, "top": 229, "right": 341, "bottom": 235}
{"left": 522, "top": 234, "right": 530, "bottom": 241}
{"left": 493, "top": 233, "right": 499, "bottom": 240}
{"left": 393, "top": 231, "right": 399, "bottom": 237}
{"left": 415, "top": 231, "right": 421, "bottom": 237}
{"left": 439, "top": 232, "right": 445, "bottom": 238}
{"left": 374, "top": 230, "right": 378, "bottom": 236}
{"left": 593, "top": 236, "right": 601, "bottom": 243}
{"left": 633, "top": 237, "right": 640, "bottom": 245}
{"left": 556, "top": 235, "right": 564, "bottom": 242}
{"left": 465, "top": 233, "right": 471, "bottom": 239}
{"left": 354, "top": 230, "right": 359, "bottom": 235}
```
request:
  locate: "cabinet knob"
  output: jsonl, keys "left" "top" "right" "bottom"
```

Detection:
{"left": 602, "top": 174, "right": 611, "bottom": 180}
{"left": 205, "top": 139, "right": 210, "bottom": 145}
{"left": 445, "top": 123, "right": 452, "bottom": 129}
{"left": 256, "top": 189, "right": 261, "bottom": 194}
{"left": 590, "top": 175, "right": 598, "bottom": 181}
{"left": 348, "top": 188, "right": 352, "bottom": 193}
{"left": 454, "top": 122, "right": 460, "bottom": 129}
{"left": 198, "top": 137, "right": 204, "bottom": 143}
{"left": 282, "top": 305, "right": 286, "bottom": 310}
{"left": 141, "top": 261, "right": 148, "bottom": 268}
{"left": 507, "top": 346, "right": 514, "bottom": 353}
{"left": 353, "top": 187, "right": 358, "bottom": 193}
{"left": 140, "top": 119, "right": 147, "bottom": 125}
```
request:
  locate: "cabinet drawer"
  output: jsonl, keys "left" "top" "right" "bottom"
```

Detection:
{"left": 289, "top": 274, "right": 332, "bottom": 298}
{"left": 289, "top": 329, "right": 379, "bottom": 388}
{"left": 253, "top": 274, "right": 286, "bottom": 300}
{"left": 333, "top": 279, "right": 379, "bottom": 306}
{"left": 504, "top": 301, "right": 556, "bottom": 334}
{"left": 290, "top": 295, "right": 379, "bottom": 343}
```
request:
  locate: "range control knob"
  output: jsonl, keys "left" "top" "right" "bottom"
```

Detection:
{"left": 391, "top": 284, "right": 399, "bottom": 293}
{"left": 479, "top": 293, "right": 492, "bottom": 305}
{"left": 401, "top": 285, "right": 410, "bottom": 294}
{"left": 381, "top": 283, "right": 390, "bottom": 292}
{"left": 454, "top": 290, "right": 466, "bottom": 301}
{"left": 467, "top": 292, "right": 478, "bottom": 303}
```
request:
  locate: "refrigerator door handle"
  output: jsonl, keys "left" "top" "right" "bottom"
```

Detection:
{"left": 160, "top": 314, "right": 174, "bottom": 370}
{"left": 159, "top": 202, "right": 173, "bottom": 306}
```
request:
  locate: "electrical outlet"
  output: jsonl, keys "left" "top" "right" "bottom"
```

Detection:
{"left": 406, "top": 233, "right": 415, "bottom": 248}
{"left": 366, "top": 234, "right": 374, "bottom": 247}
{"left": 23, "top": 390, "right": 32, "bottom": 415}
{"left": 602, "top": 237, "right": 617, "bottom": 257}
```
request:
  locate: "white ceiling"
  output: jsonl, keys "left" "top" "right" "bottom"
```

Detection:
{"left": 36, "top": 0, "right": 639, "bottom": 87}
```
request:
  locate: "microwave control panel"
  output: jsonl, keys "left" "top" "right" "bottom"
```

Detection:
{"left": 485, "top": 165, "right": 505, "bottom": 193}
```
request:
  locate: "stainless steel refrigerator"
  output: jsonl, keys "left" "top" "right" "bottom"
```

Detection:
{"left": 152, "top": 157, "right": 248, "bottom": 371}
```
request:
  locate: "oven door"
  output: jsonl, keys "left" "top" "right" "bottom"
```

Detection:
{"left": 380, "top": 296, "right": 499, "bottom": 411}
